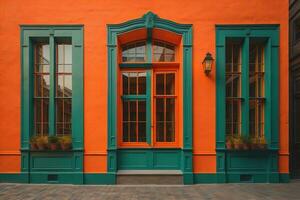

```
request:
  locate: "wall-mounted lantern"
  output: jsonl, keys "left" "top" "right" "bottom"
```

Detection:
{"left": 202, "top": 52, "right": 214, "bottom": 75}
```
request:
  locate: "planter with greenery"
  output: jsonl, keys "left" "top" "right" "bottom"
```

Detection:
{"left": 36, "top": 136, "right": 48, "bottom": 150}
{"left": 30, "top": 136, "right": 38, "bottom": 150}
{"left": 59, "top": 135, "right": 72, "bottom": 150}
{"left": 48, "top": 136, "right": 59, "bottom": 150}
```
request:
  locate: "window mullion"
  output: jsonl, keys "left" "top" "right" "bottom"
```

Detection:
{"left": 146, "top": 70, "right": 152, "bottom": 145}
{"left": 241, "top": 37, "right": 249, "bottom": 137}
{"left": 49, "top": 35, "right": 56, "bottom": 136}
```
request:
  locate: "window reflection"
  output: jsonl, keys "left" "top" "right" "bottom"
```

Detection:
{"left": 34, "top": 43, "right": 50, "bottom": 135}
{"left": 153, "top": 41, "right": 175, "bottom": 62}
{"left": 122, "top": 41, "right": 146, "bottom": 62}
{"left": 56, "top": 43, "right": 72, "bottom": 135}
{"left": 225, "top": 41, "right": 242, "bottom": 136}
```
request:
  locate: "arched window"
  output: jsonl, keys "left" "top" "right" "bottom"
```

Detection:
{"left": 121, "top": 40, "right": 176, "bottom": 63}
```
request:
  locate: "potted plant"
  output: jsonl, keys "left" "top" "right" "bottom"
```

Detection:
{"left": 241, "top": 136, "right": 250, "bottom": 150}
{"left": 59, "top": 135, "right": 72, "bottom": 150}
{"left": 258, "top": 137, "right": 267, "bottom": 149}
{"left": 48, "top": 136, "right": 59, "bottom": 150}
{"left": 226, "top": 135, "right": 234, "bottom": 149}
{"left": 36, "top": 135, "right": 48, "bottom": 150}
{"left": 250, "top": 137, "right": 259, "bottom": 150}
{"left": 30, "top": 135, "right": 38, "bottom": 150}
{"left": 233, "top": 135, "right": 243, "bottom": 150}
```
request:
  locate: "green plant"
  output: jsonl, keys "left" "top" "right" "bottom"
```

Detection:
{"left": 258, "top": 137, "right": 267, "bottom": 149}
{"left": 48, "top": 136, "right": 59, "bottom": 150}
{"left": 59, "top": 135, "right": 72, "bottom": 150}
{"left": 226, "top": 135, "right": 234, "bottom": 149}
{"left": 30, "top": 135, "right": 38, "bottom": 150}
{"left": 233, "top": 135, "right": 243, "bottom": 150}
{"left": 36, "top": 135, "right": 48, "bottom": 150}
{"left": 48, "top": 136, "right": 59, "bottom": 144}
{"left": 241, "top": 135, "right": 250, "bottom": 150}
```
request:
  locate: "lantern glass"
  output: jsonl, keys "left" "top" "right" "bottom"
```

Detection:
{"left": 202, "top": 53, "right": 214, "bottom": 75}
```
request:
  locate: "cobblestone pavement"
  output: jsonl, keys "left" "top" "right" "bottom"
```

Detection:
{"left": 0, "top": 181, "right": 300, "bottom": 200}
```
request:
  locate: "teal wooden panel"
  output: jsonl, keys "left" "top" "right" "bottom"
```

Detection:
{"left": 117, "top": 149, "right": 181, "bottom": 170}
{"left": 228, "top": 156, "right": 267, "bottom": 170}
{"left": 153, "top": 151, "right": 180, "bottom": 169}
{"left": 118, "top": 150, "right": 148, "bottom": 169}
{"left": 32, "top": 156, "right": 73, "bottom": 170}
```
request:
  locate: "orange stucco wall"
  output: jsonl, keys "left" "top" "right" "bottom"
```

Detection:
{"left": 0, "top": 0, "right": 289, "bottom": 173}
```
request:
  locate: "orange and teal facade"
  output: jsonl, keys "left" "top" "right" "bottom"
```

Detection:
{"left": 0, "top": 0, "right": 290, "bottom": 184}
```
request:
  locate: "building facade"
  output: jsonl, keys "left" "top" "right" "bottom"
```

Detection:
{"left": 0, "top": 0, "right": 289, "bottom": 184}
{"left": 290, "top": 0, "right": 300, "bottom": 179}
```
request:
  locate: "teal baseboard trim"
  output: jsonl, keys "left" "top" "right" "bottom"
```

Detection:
{"left": 279, "top": 173, "right": 290, "bottom": 183}
{"left": 0, "top": 172, "right": 290, "bottom": 184}
{"left": 194, "top": 173, "right": 217, "bottom": 184}
{"left": 0, "top": 173, "right": 29, "bottom": 183}
{"left": 84, "top": 173, "right": 116, "bottom": 185}
{"left": 30, "top": 172, "right": 83, "bottom": 184}
{"left": 183, "top": 172, "right": 194, "bottom": 185}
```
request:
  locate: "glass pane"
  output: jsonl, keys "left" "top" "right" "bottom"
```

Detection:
{"left": 156, "top": 98, "right": 164, "bottom": 122}
{"left": 129, "top": 122, "right": 137, "bottom": 142}
{"left": 64, "top": 45, "right": 72, "bottom": 64}
{"left": 166, "top": 73, "right": 175, "bottom": 95}
{"left": 35, "top": 75, "right": 50, "bottom": 97}
{"left": 156, "top": 122, "right": 164, "bottom": 142}
{"left": 138, "top": 101, "right": 146, "bottom": 122}
{"left": 138, "top": 122, "right": 146, "bottom": 142}
{"left": 166, "top": 122, "right": 175, "bottom": 142}
{"left": 122, "top": 41, "right": 146, "bottom": 62}
{"left": 123, "top": 122, "right": 129, "bottom": 142}
{"left": 166, "top": 98, "right": 175, "bottom": 122}
{"left": 225, "top": 100, "right": 241, "bottom": 136}
{"left": 123, "top": 101, "right": 129, "bottom": 121}
{"left": 122, "top": 73, "right": 129, "bottom": 95}
{"left": 35, "top": 64, "right": 50, "bottom": 73}
{"left": 129, "top": 73, "right": 137, "bottom": 94}
{"left": 56, "top": 99, "right": 64, "bottom": 123}
{"left": 35, "top": 44, "right": 50, "bottom": 65}
{"left": 64, "top": 123, "right": 72, "bottom": 135}
{"left": 64, "top": 99, "right": 72, "bottom": 124}
{"left": 34, "top": 99, "right": 49, "bottom": 135}
{"left": 64, "top": 75, "right": 72, "bottom": 97}
{"left": 138, "top": 73, "right": 146, "bottom": 94}
{"left": 153, "top": 41, "right": 175, "bottom": 62}
{"left": 156, "top": 74, "right": 164, "bottom": 95}
{"left": 57, "top": 75, "right": 64, "bottom": 97}
{"left": 129, "top": 101, "right": 136, "bottom": 121}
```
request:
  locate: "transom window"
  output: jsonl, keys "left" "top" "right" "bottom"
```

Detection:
{"left": 121, "top": 40, "right": 176, "bottom": 63}
{"left": 33, "top": 40, "right": 72, "bottom": 136}
{"left": 153, "top": 41, "right": 175, "bottom": 62}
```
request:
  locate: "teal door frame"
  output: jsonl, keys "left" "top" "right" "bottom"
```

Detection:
{"left": 107, "top": 12, "right": 193, "bottom": 184}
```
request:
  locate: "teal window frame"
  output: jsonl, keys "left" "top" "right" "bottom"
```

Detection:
{"left": 216, "top": 25, "right": 279, "bottom": 150}
{"left": 20, "top": 26, "right": 84, "bottom": 182}
{"left": 120, "top": 70, "right": 152, "bottom": 144}
{"left": 107, "top": 12, "right": 194, "bottom": 184}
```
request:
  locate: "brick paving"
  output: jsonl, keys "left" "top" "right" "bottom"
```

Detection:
{"left": 0, "top": 181, "right": 300, "bottom": 200}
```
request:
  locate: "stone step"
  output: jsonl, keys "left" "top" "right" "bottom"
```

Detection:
{"left": 116, "top": 170, "right": 183, "bottom": 185}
